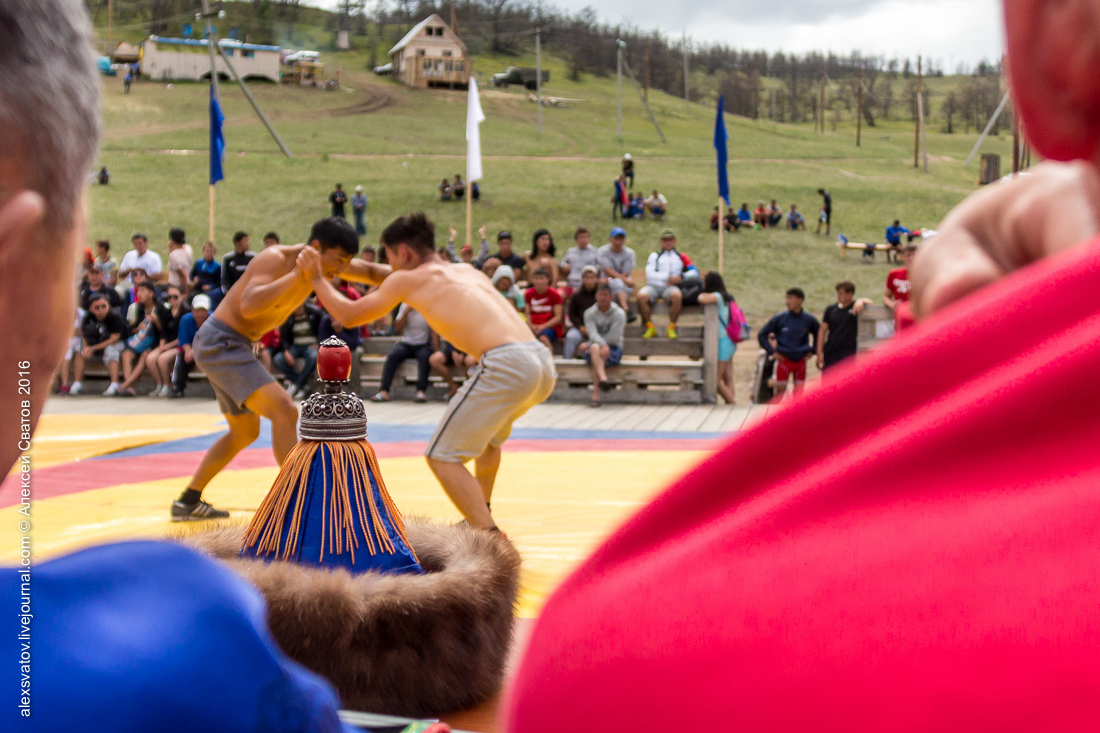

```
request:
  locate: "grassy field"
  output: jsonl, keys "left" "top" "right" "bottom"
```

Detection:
{"left": 89, "top": 44, "right": 1013, "bottom": 324}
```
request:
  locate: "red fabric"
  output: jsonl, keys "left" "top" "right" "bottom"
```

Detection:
{"left": 886, "top": 267, "right": 911, "bottom": 302}
{"left": 525, "top": 287, "right": 564, "bottom": 338}
{"left": 259, "top": 329, "right": 280, "bottom": 350}
{"left": 505, "top": 235, "right": 1100, "bottom": 731}
{"left": 774, "top": 356, "right": 807, "bottom": 383}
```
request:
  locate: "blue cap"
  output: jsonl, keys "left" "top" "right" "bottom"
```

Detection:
{"left": 610, "top": 227, "right": 627, "bottom": 238}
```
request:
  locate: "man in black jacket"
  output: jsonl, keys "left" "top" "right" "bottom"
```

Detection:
{"left": 221, "top": 231, "right": 254, "bottom": 293}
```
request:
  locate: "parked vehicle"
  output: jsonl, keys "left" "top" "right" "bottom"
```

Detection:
{"left": 490, "top": 66, "right": 549, "bottom": 90}
{"left": 373, "top": 62, "right": 394, "bottom": 75}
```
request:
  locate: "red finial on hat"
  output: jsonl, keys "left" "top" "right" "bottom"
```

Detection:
{"left": 317, "top": 336, "right": 352, "bottom": 383}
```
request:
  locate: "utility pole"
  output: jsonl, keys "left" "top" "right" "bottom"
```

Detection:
{"left": 644, "top": 37, "right": 651, "bottom": 103}
{"left": 857, "top": 66, "right": 863, "bottom": 147}
{"left": 617, "top": 40, "right": 624, "bottom": 142}
{"left": 535, "top": 27, "right": 542, "bottom": 138}
{"left": 107, "top": 0, "right": 114, "bottom": 51}
{"left": 819, "top": 62, "right": 826, "bottom": 134}
{"left": 914, "top": 55, "right": 922, "bottom": 168}
{"left": 201, "top": 0, "right": 219, "bottom": 101}
{"left": 682, "top": 32, "right": 689, "bottom": 105}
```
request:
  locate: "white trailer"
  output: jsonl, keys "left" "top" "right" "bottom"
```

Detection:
{"left": 140, "top": 36, "right": 281, "bottom": 83}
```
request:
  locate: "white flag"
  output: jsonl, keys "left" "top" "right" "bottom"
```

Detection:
{"left": 466, "top": 77, "right": 485, "bottom": 184}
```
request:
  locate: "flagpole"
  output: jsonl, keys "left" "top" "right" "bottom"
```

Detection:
{"left": 465, "top": 181, "right": 472, "bottom": 247}
{"left": 209, "top": 185, "right": 215, "bottom": 244}
{"left": 717, "top": 198, "right": 724, "bottom": 274}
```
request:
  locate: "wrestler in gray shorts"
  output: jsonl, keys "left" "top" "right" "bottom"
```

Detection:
{"left": 425, "top": 341, "right": 557, "bottom": 463}
{"left": 193, "top": 316, "right": 276, "bottom": 416}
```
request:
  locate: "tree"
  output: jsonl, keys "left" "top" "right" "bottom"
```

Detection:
{"left": 942, "top": 91, "right": 958, "bottom": 133}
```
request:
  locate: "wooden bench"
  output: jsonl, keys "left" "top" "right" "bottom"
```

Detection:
{"left": 836, "top": 240, "right": 903, "bottom": 262}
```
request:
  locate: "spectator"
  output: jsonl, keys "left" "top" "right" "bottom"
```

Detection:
{"left": 611, "top": 174, "right": 627, "bottom": 220}
{"left": 577, "top": 283, "right": 626, "bottom": 407}
{"left": 475, "top": 230, "right": 526, "bottom": 273}
{"left": 329, "top": 183, "right": 348, "bottom": 219}
{"left": 96, "top": 166, "right": 109, "bottom": 185}
{"left": 767, "top": 199, "right": 783, "bottom": 227}
{"left": 262, "top": 231, "right": 280, "bottom": 248}
{"left": 471, "top": 181, "right": 480, "bottom": 201}
{"left": 190, "top": 241, "right": 223, "bottom": 306}
{"left": 491, "top": 264, "right": 526, "bottom": 312}
{"left": 373, "top": 303, "right": 433, "bottom": 403}
{"left": 559, "top": 226, "right": 599, "bottom": 293}
{"left": 737, "top": 202, "right": 753, "bottom": 226}
{"left": 123, "top": 67, "right": 132, "bottom": 93}
{"left": 117, "top": 232, "right": 163, "bottom": 291}
{"left": 526, "top": 229, "right": 559, "bottom": 286}
{"left": 148, "top": 284, "right": 189, "bottom": 397}
{"left": 885, "top": 243, "right": 918, "bottom": 332}
{"left": 122, "top": 267, "right": 150, "bottom": 309}
{"left": 360, "top": 246, "right": 377, "bottom": 263}
{"left": 222, "top": 231, "right": 255, "bottom": 294}
{"left": 710, "top": 206, "right": 722, "bottom": 231}
{"left": 786, "top": 204, "right": 807, "bottom": 230}
{"left": 94, "top": 238, "right": 118, "bottom": 287}
{"left": 525, "top": 267, "right": 564, "bottom": 352}
{"left": 118, "top": 281, "right": 169, "bottom": 396}
{"left": 563, "top": 265, "right": 600, "bottom": 359}
{"left": 597, "top": 227, "right": 636, "bottom": 318}
{"left": 429, "top": 341, "right": 477, "bottom": 401}
{"left": 275, "top": 302, "right": 322, "bottom": 400}
{"left": 79, "top": 246, "right": 94, "bottom": 283}
{"left": 452, "top": 174, "right": 466, "bottom": 200}
{"left": 170, "top": 294, "right": 211, "bottom": 398}
{"left": 625, "top": 192, "right": 646, "bottom": 219}
{"left": 753, "top": 200, "right": 769, "bottom": 227}
{"left": 758, "top": 287, "right": 819, "bottom": 401}
{"left": 638, "top": 228, "right": 685, "bottom": 340}
{"left": 885, "top": 219, "right": 912, "bottom": 261}
{"left": 166, "top": 227, "right": 193, "bottom": 296}
{"left": 80, "top": 264, "right": 122, "bottom": 311}
{"left": 817, "top": 280, "right": 872, "bottom": 372}
{"left": 438, "top": 178, "right": 452, "bottom": 201}
{"left": 445, "top": 225, "right": 489, "bottom": 264}
{"left": 71, "top": 294, "right": 127, "bottom": 396}
{"left": 724, "top": 207, "right": 742, "bottom": 231}
{"left": 817, "top": 188, "right": 833, "bottom": 235}
{"left": 621, "top": 153, "right": 635, "bottom": 187}
{"left": 646, "top": 189, "right": 668, "bottom": 219}
{"left": 697, "top": 271, "right": 740, "bottom": 405}
{"left": 255, "top": 329, "right": 280, "bottom": 374}
{"left": 351, "top": 185, "right": 368, "bottom": 236}
{"left": 57, "top": 305, "right": 84, "bottom": 395}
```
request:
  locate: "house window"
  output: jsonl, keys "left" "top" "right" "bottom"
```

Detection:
{"left": 417, "top": 49, "right": 425, "bottom": 56}
{"left": 243, "top": 49, "right": 255, "bottom": 58}
{"left": 456, "top": 61, "right": 465, "bottom": 72}
{"left": 442, "top": 50, "right": 452, "bottom": 57}
{"left": 423, "top": 58, "right": 431, "bottom": 70}
{"left": 224, "top": 47, "right": 234, "bottom": 56}
{"left": 445, "top": 60, "right": 453, "bottom": 71}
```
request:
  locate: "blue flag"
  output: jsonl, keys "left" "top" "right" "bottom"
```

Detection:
{"left": 209, "top": 87, "right": 225, "bottom": 185}
{"left": 714, "top": 94, "right": 730, "bottom": 206}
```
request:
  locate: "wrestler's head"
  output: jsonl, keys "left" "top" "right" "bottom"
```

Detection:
{"left": 380, "top": 213, "right": 437, "bottom": 271}
{"left": 0, "top": 0, "right": 99, "bottom": 476}
{"left": 1004, "top": 0, "right": 1100, "bottom": 163}
{"left": 306, "top": 216, "right": 359, "bottom": 277}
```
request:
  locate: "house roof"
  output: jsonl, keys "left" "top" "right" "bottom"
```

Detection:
{"left": 147, "top": 36, "right": 280, "bottom": 53}
{"left": 388, "top": 14, "right": 466, "bottom": 56}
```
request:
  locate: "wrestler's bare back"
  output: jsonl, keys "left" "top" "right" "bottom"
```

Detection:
{"left": 213, "top": 245, "right": 316, "bottom": 342}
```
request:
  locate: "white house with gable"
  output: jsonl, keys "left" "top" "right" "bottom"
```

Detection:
{"left": 388, "top": 15, "right": 469, "bottom": 89}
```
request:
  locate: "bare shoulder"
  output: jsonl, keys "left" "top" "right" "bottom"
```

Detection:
{"left": 251, "top": 244, "right": 301, "bottom": 272}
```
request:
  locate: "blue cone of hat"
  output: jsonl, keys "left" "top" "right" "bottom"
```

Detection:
{"left": 240, "top": 336, "right": 423, "bottom": 575}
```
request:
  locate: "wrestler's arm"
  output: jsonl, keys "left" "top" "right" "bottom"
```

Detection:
{"left": 237, "top": 254, "right": 306, "bottom": 320}
{"left": 301, "top": 248, "right": 403, "bottom": 328}
{"left": 342, "top": 259, "right": 392, "bottom": 286}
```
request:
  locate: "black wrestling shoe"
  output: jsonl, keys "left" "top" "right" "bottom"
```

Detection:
{"left": 171, "top": 499, "right": 230, "bottom": 522}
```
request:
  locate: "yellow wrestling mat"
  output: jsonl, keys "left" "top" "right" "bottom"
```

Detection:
{"left": 1, "top": 413, "right": 718, "bottom": 617}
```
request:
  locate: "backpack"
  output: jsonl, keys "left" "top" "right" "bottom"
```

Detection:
{"left": 726, "top": 300, "right": 750, "bottom": 343}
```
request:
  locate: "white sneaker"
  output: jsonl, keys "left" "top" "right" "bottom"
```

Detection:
{"left": 102, "top": 383, "right": 119, "bottom": 397}
{"left": 159, "top": 385, "right": 171, "bottom": 397}
{"left": 69, "top": 382, "right": 82, "bottom": 396}
{"left": 286, "top": 386, "right": 299, "bottom": 399}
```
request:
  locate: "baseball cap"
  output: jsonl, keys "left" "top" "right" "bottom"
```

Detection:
{"left": 659, "top": 228, "right": 676, "bottom": 239}
{"left": 354, "top": 185, "right": 363, "bottom": 192}
{"left": 610, "top": 227, "right": 626, "bottom": 238}
{"left": 581, "top": 265, "right": 600, "bottom": 275}
{"left": 498, "top": 230, "right": 513, "bottom": 241}
{"left": 192, "top": 294, "right": 213, "bottom": 311}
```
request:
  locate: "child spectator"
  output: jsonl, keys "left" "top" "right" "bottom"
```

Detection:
{"left": 638, "top": 228, "right": 685, "bottom": 339}
{"left": 491, "top": 265, "right": 525, "bottom": 312}
{"left": 577, "top": 284, "right": 626, "bottom": 407}
{"left": 373, "top": 304, "right": 433, "bottom": 403}
{"left": 72, "top": 294, "right": 126, "bottom": 396}
{"left": 767, "top": 199, "right": 784, "bottom": 227}
{"left": 625, "top": 193, "right": 646, "bottom": 219}
{"left": 438, "top": 178, "right": 452, "bottom": 201}
{"left": 118, "top": 281, "right": 169, "bottom": 396}
{"left": 452, "top": 174, "right": 466, "bottom": 200}
{"left": 525, "top": 268, "right": 564, "bottom": 352}
{"left": 737, "top": 203, "right": 753, "bottom": 226}
{"left": 329, "top": 183, "right": 348, "bottom": 218}
{"left": 646, "top": 189, "right": 668, "bottom": 219}
{"left": 429, "top": 341, "right": 477, "bottom": 402}
{"left": 559, "top": 226, "right": 599, "bottom": 293}
{"left": 817, "top": 280, "right": 873, "bottom": 372}
{"left": 597, "top": 227, "right": 636, "bottom": 317}
{"left": 190, "top": 241, "right": 223, "bottom": 306}
{"left": 621, "top": 153, "right": 634, "bottom": 187}
{"left": 57, "top": 305, "right": 85, "bottom": 395}
{"left": 786, "top": 204, "right": 807, "bottom": 230}
{"left": 262, "top": 231, "right": 280, "bottom": 248}
{"left": 275, "top": 302, "right": 322, "bottom": 399}
{"left": 170, "top": 294, "right": 211, "bottom": 398}
{"left": 884, "top": 244, "right": 918, "bottom": 332}
{"left": 697, "top": 271, "right": 740, "bottom": 405}
{"left": 445, "top": 225, "right": 489, "bottom": 264}
{"left": 757, "top": 287, "right": 819, "bottom": 402}
{"left": 118, "top": 233, "right": 163, "bottom": 291}
{"left": 166, "top": 227, "right": 193, "bottom": 294}
{"left": 221, "top": 231, "right": 254, "bottom": 294}
{"left": 885, "top": 219, "right": 912, "bottom": 261}
{"left": 816, "top": 188, "right": 833, "bottom": 235}
{"left": 122, "top": 268, "right": 149, "bottom": 309}
{"left": 526, "top": 229, "right": 559, "bottom": 286}
{"left": 611, "top": 174, "right": 627, "bottom": 220}
{"left": 724, "top": 207, "right": 742, "bottom": 231}
{"left": 564, "top": 266, "right": 600, "bottom": 359}
{"left": 710, "top": 206, "right": 721, "bottom": 231}
{"left": 147, "top": 284, "right": 189, "bottom": 397}
{"left": 80, "top": 264, "right": 122, "bottom": 311}
{"left": 753, "top": 201, "right": 769, "bottom": 227}
{"left": 96, "top": 166, "right": 110, "bottom": 185}
{"left": 94, "top": 239, "right": 118, "bottom": 287}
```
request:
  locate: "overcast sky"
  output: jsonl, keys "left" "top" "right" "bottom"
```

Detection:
{"left": 312, "top": 0, "right": 1005, "bottom": 69}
